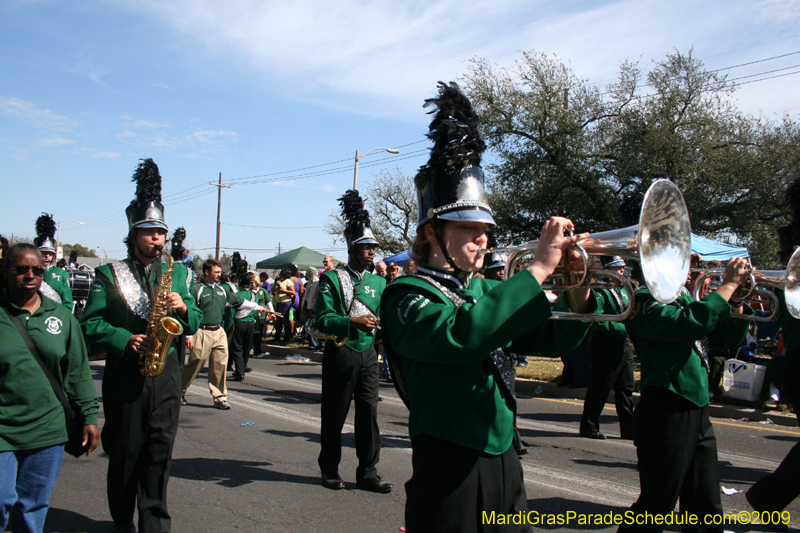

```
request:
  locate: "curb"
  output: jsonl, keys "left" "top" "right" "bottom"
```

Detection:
{"left": 516, "top": 377, "right": 798, "bottom": 428}
{"left": 260, "top": 342, "right": 797, "bottom": 429}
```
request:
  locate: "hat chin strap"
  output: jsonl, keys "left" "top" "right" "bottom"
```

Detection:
{"left": 433, "top": 219, "right": 467, "bottom": 278}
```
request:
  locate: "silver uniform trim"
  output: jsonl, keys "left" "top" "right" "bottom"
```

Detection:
{"left": 39, "top": 282, "right": 62, "bottom": 304}
{"left": 235, "top": 291, "right": 256, "bottom": 319}
{"left": 110, "top": 260, "right": 153, "bottom": 322}
{"left": 335, "top": 267, "right": 374, "bottom": 319}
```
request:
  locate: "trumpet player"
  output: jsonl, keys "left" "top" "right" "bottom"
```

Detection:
{"left": 617, "top": 257, "right": 752, "bottom": 533}
{"left": 380, "top": 82, "right": 598, "bottom": 533}
{"left": 80, "top": 159, "right": 201, "bottom": 533}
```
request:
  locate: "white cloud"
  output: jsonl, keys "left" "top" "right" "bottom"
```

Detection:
{"left": 117, "top": 0, "right": 800, "bottom": 118}
{"left": 132, "top": 119, "right": 170, "bottom": 129}
{"left": 70, "top": 147, "right": 123, "bottom": 159}
{"left": 154, "top": 82, "right": 172, "bottom": 89}
{"left": 0, "top": 96, "right": 79, "bottom": 131}
{"left": 38, "top": 137, "right": 75, "bottom": 146}
{"left": 189, "top": 128, "right": 239, "bottom": 146}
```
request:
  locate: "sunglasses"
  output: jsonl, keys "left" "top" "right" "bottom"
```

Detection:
{"left": 12, "top": 265, "right": 45, "bottom": 277}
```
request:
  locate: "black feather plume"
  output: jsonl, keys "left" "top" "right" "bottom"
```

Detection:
{"left": 786, "top": 175, "right": 800, "bottom": 229}
{"left": 171, "top": 227, "right": 186, "bottom": 261}
{"left": 56, "top": 258, "right": 67, "bottom": 269}
{"left": 35, "top": 213, "right": 57, "bottom": 241}
{"left": 231, "top": 251, "right": 243, "bottom": 274}
{"left": 416, "top": 81, "right": 485, "bottom": 189}
{"left": 618, "top": 182, "right": 644, "bottom": 227}
{"left": 130, "top": 158, "right": 162, "bottom": 208}
{"left": 69, "top": 250, "right": 78, "bottom": 264}
{"left": 339, "top": 190, "right": 371, "bottom": 232}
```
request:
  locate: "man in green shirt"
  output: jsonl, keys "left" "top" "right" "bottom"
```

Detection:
{"left": 316, "top": 190, "right": 390, "bottom": 494}
{"left": 181, "top": 258, "right": 266, "bottom": 409}
{"left": 80, "top": 159, "right": 202, "bottom": 533}
{"left": 33, "top": 213, "right": 73, "bottom": 311}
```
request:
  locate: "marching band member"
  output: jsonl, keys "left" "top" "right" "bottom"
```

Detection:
{"left": 33, "top": 213, "right": 73, "bottom": 310}
{"left": 315, "top": 190, "right": 391, "bottom": 493}
{"left": 80, "top": 159, "right": 201, "bottom": 533}
{"left": 381, "top": 82, "right": 597, "bottom": 532}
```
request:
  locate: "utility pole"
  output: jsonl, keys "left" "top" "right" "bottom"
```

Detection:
{"left": 209, "top": 173, "right": 231, "bottom": 261}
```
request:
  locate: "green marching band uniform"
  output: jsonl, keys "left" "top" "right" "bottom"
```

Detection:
{"left": 746, "top": 200, "right": 800, "bottom": 519}
{"left": 80, "top": 159, "right": 201, "bottom": 533}
{"left": 34, "top": 213, "right": 73, "bottom": 311}
{"left": 617, "top": 286, "right": 750, "bottom": 533}
{"left": 380, "top": 82, "right": 596, "bottom": 532}
{"left": 314, "top": 189, "right": 391, "bottom": 493}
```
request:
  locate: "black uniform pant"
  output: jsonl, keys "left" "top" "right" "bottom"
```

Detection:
{"left": 747, "top": 347, "right": 800, "bottom": 511}
{"left": 101, "top": 349, "right": 180, "bottom": 533}
{"left": 230, "top": 321, "right": 254, "bottom": 377}
{"left": 618, "top": 386, "right": 722, "bottom": 533}
{"left": 252, "top": 317, "right": 264, "bottom": 356}
{"left": 580, "top": 333, "right": 634, "bottom": 436}
{"left": 405, "top": 434, "right": 530, "bottom": 533}
{"left": 318, "top": 341, "right": 381, "bottom": 481}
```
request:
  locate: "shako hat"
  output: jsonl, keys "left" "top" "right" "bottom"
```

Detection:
{"left": 339, "top": 190, "right": 378, "bottom": 250}
{"left": 415, "top": 82, "right": 494, "bottom": 229}
{"left": 484, "top": 233, "right": 505, "bottom": 270}
{"left": 34, "top": 213, "right": 57, "bottom": 253}
{"left": 125, "top": 158, "right": 168, "bottom": 232}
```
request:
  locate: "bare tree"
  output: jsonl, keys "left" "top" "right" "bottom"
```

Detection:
{"left": 325, "top": 166, "right": 418, "bottom": 255}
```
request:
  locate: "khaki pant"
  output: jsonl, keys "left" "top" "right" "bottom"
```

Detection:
{"left": 181, "top": 328, "right": 228, "bottom": 401}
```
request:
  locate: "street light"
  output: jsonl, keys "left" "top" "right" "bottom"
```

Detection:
{"left": 353, "top": 147, "right": 400, "bottom": 190}
{"left": 56, "top": 221, "right": 84, "bottom": 248}
{"left": 97, "top": 246, "right": 106, "bottom": 266}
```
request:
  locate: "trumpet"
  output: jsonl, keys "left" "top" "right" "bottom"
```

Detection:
{"left": 691, "top": 248, "right": 800, "bottom": 321}
{"left": 482, "top": 179, "right": 692, "bottom": 321}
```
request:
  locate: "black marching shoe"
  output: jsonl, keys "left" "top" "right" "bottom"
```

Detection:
{"left": 321, "top": 472, "right": 345, "bottom": 490}
{"left": 113, "top": 521, "right": 135, "bottom": 533}
{"left": 580, "top": 430, "right": 607, "bottom": 440}
{"left": 746, "top": 489, "right": 789, "bottom": 532}
{"left": 356, "top": 475, "right": 393, "bottom": 494}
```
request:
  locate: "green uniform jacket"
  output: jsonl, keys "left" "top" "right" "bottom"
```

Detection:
{"left": 191, "top": 281, "right": 249, "bottom": 328}
{"left": 234, "top": 289, "right": 260, "bottom": 323}
{"left": 80, "top": 261, "right": 201, "bottom": 359}
{"left": 315, "top": 266, "right": 386, "bottom": 352}
{"left": 626, "top": 288, "right": 749, "bottom": 406}
{"left": 254, "top": 287, "right": 270, "bottom": 320}
{"left": 381, "top": 266, "right": 598, "bottom": 455}
{"left": 1, "top": 291, "right": 98, "bottom": 451}
{"left": 44, "top": 265, "right": 73, "bottom": 310}
{"left": 592, "top": 287, "right": 630, "bottom": 339}
{"left": 777, "top": 289, "right": 800, "bottom": 352}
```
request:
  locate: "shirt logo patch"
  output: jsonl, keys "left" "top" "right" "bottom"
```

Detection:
{"left": 44, "top": 316, "right": 63, "bottom": 335}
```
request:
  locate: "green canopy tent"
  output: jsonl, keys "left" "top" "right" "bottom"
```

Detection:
{"left": 254, "top": 246, "right": 344, "bottom": 271}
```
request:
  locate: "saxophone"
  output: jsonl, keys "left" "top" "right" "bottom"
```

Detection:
{"left": 139, "top": 246, "right": 185, "bottom": 377}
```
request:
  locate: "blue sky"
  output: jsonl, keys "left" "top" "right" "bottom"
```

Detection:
{"left": 2, "top": 0, "right": 799, "bottom": 265}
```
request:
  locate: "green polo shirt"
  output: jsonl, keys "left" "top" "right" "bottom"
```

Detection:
{"left": 625, "top": 288, "right": 749, "bottom": 406}
{"left": 381, "top": 265, "right": 598, "bottom": 455}
{"left": 1, "top": 291, "right": 98, "bottom": 451}
{"left": 44, "top": 265, "right": 73, "bottom": 311}
{"left": 315, "top": 266, "right": 385, "bottom": 352}
{"left": 80, "top": 260, "right": 201, "bottom": 358}
{"left": 191, "top": 281, "right": 248, "bottom": 327}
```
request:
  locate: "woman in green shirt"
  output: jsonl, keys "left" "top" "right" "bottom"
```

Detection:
{"left": 0, "top": 243, "right": 99, "bottom": 533}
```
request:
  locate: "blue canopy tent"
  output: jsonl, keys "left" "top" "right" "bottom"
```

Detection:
{"left": 690, "top": 233, "right": 749, "bottom": 262}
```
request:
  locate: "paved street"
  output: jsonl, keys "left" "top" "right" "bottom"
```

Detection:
{"left": 43, "top": 347, "right": 800, "bottom": 533}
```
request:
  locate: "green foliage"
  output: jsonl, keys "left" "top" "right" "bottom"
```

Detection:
{"left": 462, "top": 49, "right": 800, "bottom": 267}
{"left": 62, "top": 243, "right": 98, "bottom": 258}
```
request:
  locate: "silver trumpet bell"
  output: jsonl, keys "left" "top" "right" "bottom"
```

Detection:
{"left": 487, "top": 179, "right": 692, "bottom": 321}
{"left": 691, "top": 247, "right": 800, "bottom": 321}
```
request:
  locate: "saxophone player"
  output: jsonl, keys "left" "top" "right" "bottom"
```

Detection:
{"left": 81, "top": 159, "right": 201, "bottom": 533}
